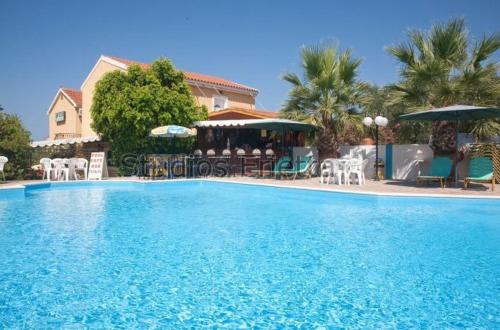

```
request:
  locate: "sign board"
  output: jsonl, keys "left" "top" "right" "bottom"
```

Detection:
{"left": 88, "top": 152, "right": 108, "bottom": 180}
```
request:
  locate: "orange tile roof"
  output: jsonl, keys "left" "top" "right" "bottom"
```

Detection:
{"left": 61, "top": 88, "right": 82, "bottom": 108}
{"left": 208, "top": 107, "right": 279, "bottom": 119}
{"left": 107, "top": 56, "right": 258, "bottom": 93}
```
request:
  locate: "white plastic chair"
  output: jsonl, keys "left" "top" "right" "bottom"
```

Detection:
{"left": 74, "top": 158, "right": 88, "bottom": 180}
{"left": 334, "top": 160, "right": 350, "bottom": 186}
{"left": 349, "top": 158, "right": 365, "bottom": 185}
{"left": 51, "top": 158, "right": 69, "bottom": 181}
{"left": 0, "top": 156, "right": 8, "bottom": 181}
{"left": 320, "top": 160, "right": 333, "bottom": 184}
{"left": 68, "top": 158, "right": 78, "bottom": 180}
{"left": 320, "top": 159, "right": 336, "bottom": 184}
{"left": 40, "top": 158, "right": 53, "bottom": 181}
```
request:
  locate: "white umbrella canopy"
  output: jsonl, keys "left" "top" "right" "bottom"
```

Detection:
{"left": 150, "top": 125, "right": 197, "bottom": 138}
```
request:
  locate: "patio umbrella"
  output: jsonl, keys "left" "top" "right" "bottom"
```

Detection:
{"left": 243, "top": 119, "right": 315, "bottom": 132}
{"left": 150, "top": 124, "right": 196, "bottom": 156}
{"left": 399, "top": 104, "right": 500, "bottom": 181}
{"left": 150, "top": 125, "right": 197, "bottom": 138}
{"left": 399, "top": 105, "right": 500, "bottom": 121}
{"left": 149, "top": 125, "right": 196, "bottom": 178}
{"left": 245, "top": 119, "right": 315, "bottom": 155}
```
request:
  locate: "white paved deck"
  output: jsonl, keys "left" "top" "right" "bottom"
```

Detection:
{"left": 211, "top": 176, "right": 500, "bottom": 198}
{"left": 1, "top": 177, "right": 499, "bottom": 198}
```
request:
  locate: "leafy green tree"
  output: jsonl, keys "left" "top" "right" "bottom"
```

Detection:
{"left": 386, "top": 18, "right": 500, "bottom": 151}
{"left": 0, "top": 106, "right": 32, "bottom": 179}
{"left": 281, "top": 44, "right": 364, "bottom": 158}
{"left": 91, "top": 58, "right": 208, "bottom": 167}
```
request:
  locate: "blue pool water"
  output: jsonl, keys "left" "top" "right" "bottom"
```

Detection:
{"left": 0, "top": 181, "right": 499, "bottom": 328}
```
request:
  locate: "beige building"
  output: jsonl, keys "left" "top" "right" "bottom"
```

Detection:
{"left": 46, "top": 55, "right": 275, "bottom": 141}
{"left": 47, "top": 88, "right": 82, "bottom": 140}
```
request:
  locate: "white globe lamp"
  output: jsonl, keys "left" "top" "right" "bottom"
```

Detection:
{"left": 362, "top": 117, "right": 373, "bottom": 127}
{"left": 375, "top": 116, "right": 388, "bottom": 127}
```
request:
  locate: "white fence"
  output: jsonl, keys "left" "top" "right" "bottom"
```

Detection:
{"left": 292, "top": 144, "right": 474, "bottom": 181}
{"left": 339, "top": 144, "right": 435, "bottom": 181}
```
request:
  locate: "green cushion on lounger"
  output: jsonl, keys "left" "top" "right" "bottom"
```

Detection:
{"left": 273, "top": 156, "right": 292, "bottom": 172}
{"left": 419, "top": 156, "right": 452, "bottom": 179}
{"left": 281, "top": 156, "right": 313, "bottom": 174}
{"left": 467, "top": 157, "right": 493, "bottom": 180}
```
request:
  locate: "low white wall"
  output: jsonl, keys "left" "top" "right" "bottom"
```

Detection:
{"left": 339, "top": 144, "right": 434, "bottom": 181}
{"left": 392, "top": 145, "right": 434, "bottom": 180}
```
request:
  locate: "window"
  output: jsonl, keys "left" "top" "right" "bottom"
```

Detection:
{"left": 212, "top": 95, "right": 228, "bottom": 111}
{"left": 55, "top": 111, "right": 66, "bottom": 123}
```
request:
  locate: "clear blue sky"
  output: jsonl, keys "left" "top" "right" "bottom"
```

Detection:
{"left": 1, "top": 0, "right": 499, "bottom": 139}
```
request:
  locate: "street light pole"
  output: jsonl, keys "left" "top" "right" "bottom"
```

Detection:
{"left": 375, "top": 123, "right": 379, "bottom": 181}
{"left": 363, "top": 115, "right": 388, "bottom": 181}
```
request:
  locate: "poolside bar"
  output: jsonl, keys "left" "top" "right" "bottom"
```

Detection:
{"left": 193, "top": 119, "right": 314, "bottom": 157}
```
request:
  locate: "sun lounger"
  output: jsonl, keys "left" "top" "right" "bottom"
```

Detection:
{"left": 251, "top": 156, "right": 292, "bottom": 177}
{"left": 279, "top": 156, "right": 314, "bottom": 180}
{"left": 416, "top": 156, "right": 452, "bottom": 188}
{"left": 464, "top": 156, "right": 495, "bottom": 191}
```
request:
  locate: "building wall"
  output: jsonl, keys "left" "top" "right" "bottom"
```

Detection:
{"left": 81, "top": 60, "right": 126, "bottom": 137}
{"left": 190, "top": 85, "right": 255, "bottom": 111}
{"left": 48, "top": 94, "right": 81, "bottom": 140}
{"left": 207, "top": 112, "right": 261, "bottom": 120}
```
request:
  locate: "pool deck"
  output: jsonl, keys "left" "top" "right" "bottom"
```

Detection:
{"left": 1, "top": 177, "right": 499, "bottom": 198}
{"left": 210, "top": 177, "right": 500, "bottom": 198}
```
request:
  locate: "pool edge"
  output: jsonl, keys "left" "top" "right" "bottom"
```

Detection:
{"left": 0, "top": 178, "right": 499, "bottom": 200}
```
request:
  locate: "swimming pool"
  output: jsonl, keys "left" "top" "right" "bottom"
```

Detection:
{"left": 0, "top": 181, "right": 499, "bottom": 328}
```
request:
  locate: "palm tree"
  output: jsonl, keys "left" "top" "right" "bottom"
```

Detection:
{"left": 281, "top": 44, "right": 364, "bottom": 159}
{"left": 387, "top": 18, "right": 500, "bottom": 152}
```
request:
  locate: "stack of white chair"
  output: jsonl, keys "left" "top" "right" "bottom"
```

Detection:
{"left": 320, "top": 155, "right": 368, "bottom": 186}
{"left": 51, "top": 158, "right": 69, "bottom": 181}
{"left": 320, "top": 159, "right": 334, "bottom": 184}
{"left": 40, "top": 157, "right": 88, "bottom": 181}
{"left": 70, "top": 158, "right": 88, "bottom": 180}
{"left": 0, "top": 156, "right": 8, "bottom": 181}
{"left": 320, "top": 159, "right": 345, "bottom": 185}
{"left": 349, "top": 156, "right": 366, "bottom": 185}
{"left": 40, "top": 158, "right": 53, "bottom": 181}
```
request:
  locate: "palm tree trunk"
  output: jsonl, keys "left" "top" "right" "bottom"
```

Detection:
{"left": 317, "top": 126, "right": 337, "bottom": 160}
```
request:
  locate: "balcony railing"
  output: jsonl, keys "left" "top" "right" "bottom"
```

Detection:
{"left": 54, "top": 133, "right": 82, "bottom": 140}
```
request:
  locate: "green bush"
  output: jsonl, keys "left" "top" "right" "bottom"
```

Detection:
{"left": 0, "top": 107, "right": 32, "bottom": 180}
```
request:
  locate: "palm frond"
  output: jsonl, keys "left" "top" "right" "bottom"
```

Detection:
{"left": 282, "top": 72, "right": 303, "bottom": 87}
{"left": 408, "top": 30, "right": 432, "bottom": 61}
{"left": 470, "top": 33, "right": 500, "bottom": 69}
{"left": 386, "top": 43, "right": 416, "bottom": 66}
{"left": 470, "top": 120, "right": 500, "bottom": 142}
{"left": 429, "top": 17, "right": 468, "bottom": 67}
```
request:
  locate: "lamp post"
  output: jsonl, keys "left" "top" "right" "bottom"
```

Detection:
{"left": 363, "top": 115, "right": 388, "bottom": 181}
